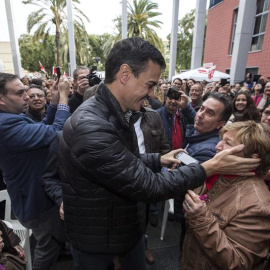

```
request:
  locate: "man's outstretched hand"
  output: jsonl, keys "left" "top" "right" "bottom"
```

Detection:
{"left": 202, "top": 144, "right": 260, "bottom": 177}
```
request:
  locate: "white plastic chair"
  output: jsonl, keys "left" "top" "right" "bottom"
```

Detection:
{"left": 0, "top": 189, "right": 32, "bottom": 270}
{"left": 160, "top": 199, "right": 174, "bottom": 240}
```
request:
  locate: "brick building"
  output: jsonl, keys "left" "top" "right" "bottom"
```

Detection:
{"left": 204, "top": 0, "right": 270, "bottom": 81}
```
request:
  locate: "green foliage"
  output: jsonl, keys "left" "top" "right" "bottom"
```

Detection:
{"left": 23, "top": 0, "right": 90, "bottom": 67}
{"left": 19, "top": 34, "right": 55, "bottom": 72}
{"left": 60, "top": 25, "right": 91, "bottom": 71}
{"left": 176, "top": 9, "right": 195, "bottom": 71}
{"left": 103, "top": 0, "right": 164, "bottom": 56}
{"left": 88, "top": 34, "right": 113, "bottom": 69}
{"left": 102, "top": 18, "right": 122, "bottom": 58}
{"left": 127, "top": 0, "right": 164, "bottom": 52}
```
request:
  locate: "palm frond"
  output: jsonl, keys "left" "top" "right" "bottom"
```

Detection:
{"left": 73, "top": 6, "right": 90, "bottom": 23}
{"left": 27, "top": 9, "right": 47, "bottom": 32}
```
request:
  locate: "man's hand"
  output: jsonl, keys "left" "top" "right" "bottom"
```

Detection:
{"left": 58, "top": 77, "right": 70, "bottom": 105}
{"left": 50, "top": 80, "right": 60, "bottom": 105}
{"left": 77, "top": 74, "right": 89, "bottom": 96}
{"left": 176, "top": 91, "right": 189, "bottom": 109}
{"left": 160, "top": 149, "right": 185, "bottom": 167}
{"left": 202, "top": 145, "right": 260, "bottom": 177}
{"left": 60, "top": 201, "right": 64, "bottom": 220}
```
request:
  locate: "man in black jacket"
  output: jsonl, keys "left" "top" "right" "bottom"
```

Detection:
{"left": 59, "top": 37, "right": 260, "bottom": 270}
{"left": 68, "top": 66, "right": 89, "bottom": 113}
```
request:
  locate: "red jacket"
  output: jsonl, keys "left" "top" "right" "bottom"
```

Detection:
{"left": 253, "top": 94, "right": 263, "bottom": 106}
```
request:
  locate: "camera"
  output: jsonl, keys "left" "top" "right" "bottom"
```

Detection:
{"left": 166, "top": 88, "right": 181, "bottom": 100}
{"left": 85, "top": 66, "right": 101, "bottom": 87}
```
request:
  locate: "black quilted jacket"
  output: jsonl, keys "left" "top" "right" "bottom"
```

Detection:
{"left": 59, "top": 83, "right": 206, "bottom": 254}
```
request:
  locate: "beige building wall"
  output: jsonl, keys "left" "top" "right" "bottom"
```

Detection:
{"left": 0, "top": 42, "right": 14, "bottom": 74}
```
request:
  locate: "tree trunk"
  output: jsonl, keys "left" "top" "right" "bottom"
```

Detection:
{"left": 56, "top": 26, "right": 61, "bottom": 67}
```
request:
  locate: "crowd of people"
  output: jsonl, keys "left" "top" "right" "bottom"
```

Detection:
{"left": 0, "top": 37, "right": 269, "bottom": 270}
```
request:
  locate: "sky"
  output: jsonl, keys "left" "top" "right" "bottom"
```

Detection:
{"left": 0, "top": 0, "right": 209, "bottom": 42}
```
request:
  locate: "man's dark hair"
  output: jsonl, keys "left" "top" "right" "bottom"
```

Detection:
{"left": 30, "top": 79, "right": 44, "bottom": 86}
{"left": 104, "top": 37, "right": 166, "bottom": 84}
{"left": 73, "top": 66, "right": 89, "bottom": 80}
{"left": 206, "top": 92, "right": 232, "bottom": 122}
{"left": 173, "top": 78, "right": 182, "bottom": 84}
{"left": 0, "top": 72, "right": 19, "bottom": 96}
{"left": 27, "top": 84, "right": 46, "bottom": 96}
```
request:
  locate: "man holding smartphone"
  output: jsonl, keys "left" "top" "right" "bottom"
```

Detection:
{"left": 59, "top": 38, "right": 260, "bottom": 270}
{"left": 68, "top": 66, "right": 90, "bottom": 113}
{"left": 0, "top": 73, "right": 71, "bottom": 270}
{"left": 156, "top": 87, "right": 195, "bottom": 152}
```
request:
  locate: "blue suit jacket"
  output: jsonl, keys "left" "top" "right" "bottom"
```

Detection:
{"left": 0, "top": 105, "right": 70, "bottom": 222}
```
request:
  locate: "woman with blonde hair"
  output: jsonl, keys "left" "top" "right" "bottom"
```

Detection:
{"left": 181, "top": 121, "right": 270, "bottom": 270}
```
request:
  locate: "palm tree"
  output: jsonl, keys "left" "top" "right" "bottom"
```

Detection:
{"left": 102, "top": 0, "right": 164, "bottom": 57}
{"left": 102, "top": 17, "right": 122, "bottom": 57}
{"left": 23, "top": 0, "right": 90, "bottom": 67}
{"left": 128, "top": 0, "right": 164, "bottom": 52}
{"left": 61, "top": 23, "right": 92, "bottom": 70}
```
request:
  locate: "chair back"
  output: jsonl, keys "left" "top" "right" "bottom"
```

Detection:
{"left": 0, "top": 189, "right": 12, "bottom": 221}
{"left": 0, "top": 190, "right": 32, "bottom": 270}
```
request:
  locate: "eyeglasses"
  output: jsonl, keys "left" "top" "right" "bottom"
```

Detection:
{"left": 262, "top": 110, "right": 270, "bottom": 117}
{"left": 28, "top": 93, "right": 45, "bottom": 99}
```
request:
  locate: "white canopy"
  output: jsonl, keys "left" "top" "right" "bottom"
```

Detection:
{"left": 172, "top": 67, "right": 230, "bottom": 82}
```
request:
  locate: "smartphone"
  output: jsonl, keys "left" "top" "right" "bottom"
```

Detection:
{"left": 220, "top": 78, "right": 227, "bottom": 86}
{"left": 176, "top": 152, "right": 199, "bottom": 165}
{"left": 166, "top": 88, "right": 181, "bottom": 100}
{"left": 56, "top": 66, "right": 61, "bottom": 82}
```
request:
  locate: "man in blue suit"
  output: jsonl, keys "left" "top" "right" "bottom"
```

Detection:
{"left": 0, "top": 72, "right": 71, "bottom": 270}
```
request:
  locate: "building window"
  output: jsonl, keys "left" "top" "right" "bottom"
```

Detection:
{"left": 250, "top": 0, "right": 269, "bottom": 51}
{"left": 209, "top": 0, "right": 223, "bottom": 9}
{"left": 230, "top": 8, "right": 239, "bottom": 55}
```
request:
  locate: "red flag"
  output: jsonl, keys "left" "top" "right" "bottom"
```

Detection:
{"left": 52, "top": 66, "right": 57, "bottom": 77}
{"left": 208, "top": 65, "right": 216, "bottom": 80}
{"left": 39, "top": 61, "right": 46, "bottom": 73}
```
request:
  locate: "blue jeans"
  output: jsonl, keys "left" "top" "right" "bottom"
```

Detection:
{"left": 72, "top": 236, "right": 145, "bottom": 270}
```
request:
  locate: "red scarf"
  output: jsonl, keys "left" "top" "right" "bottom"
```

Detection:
{"left": 172, "top": 111, "right": 182, "bottom": 150}
{"left": 206, "top": 174, "right": 237, "bottom": 190}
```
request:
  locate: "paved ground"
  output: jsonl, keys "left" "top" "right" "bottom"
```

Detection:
{"left": 146, "top": 209, "right": 181, "bottom": 270}
{"left": 53, "top": 202, "right": 182, "bottom": 270}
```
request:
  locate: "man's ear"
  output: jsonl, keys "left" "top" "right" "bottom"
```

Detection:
{"left": 0, "top": 95, "right": 6, "bottom": 107}
{"left": 216, "top": 120, "right": 226, "bottom": 130}
{"left": 119, "top": 64, "right": 131, "bottom": 85}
